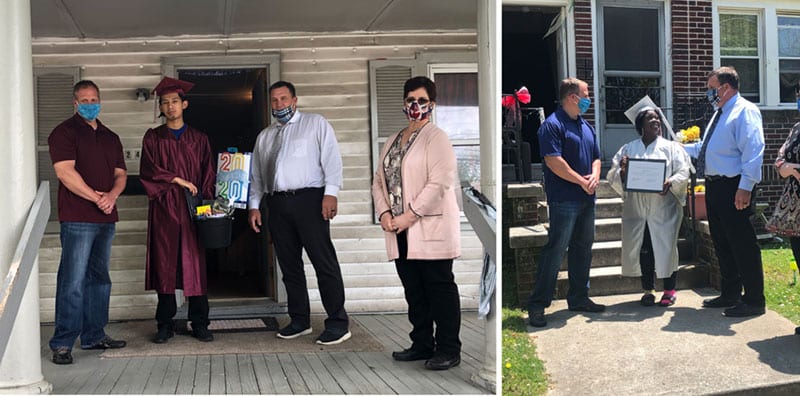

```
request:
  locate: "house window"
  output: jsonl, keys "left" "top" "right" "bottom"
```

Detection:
{"left": 715, "top": 4, "right": 800, "bottom": 106}
{"left": 778, "top": 15, "right": 800, "bottom": 103}
{"left": 429, "top": 65, "right": 480, "bottom": 189}
{"left": 719, "top": 12, "right": 761, "bottom": 103}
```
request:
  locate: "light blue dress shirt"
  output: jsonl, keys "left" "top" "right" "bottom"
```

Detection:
{"left": 683, "top": 93, "right": 764, "bottom": 191}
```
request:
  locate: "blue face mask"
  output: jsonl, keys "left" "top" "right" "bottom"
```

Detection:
{"left": 271, "top": 105, "right": 294, "bottom": 124}
{"left": 578, "top": 97, "right": 591, "bottom": 114}
{"left": 77, "top": 103, "right": 101, "bottom": 121}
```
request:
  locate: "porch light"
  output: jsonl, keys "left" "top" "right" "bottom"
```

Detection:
{"left": 135, "top": 88, "right": 150, "bottom": 103}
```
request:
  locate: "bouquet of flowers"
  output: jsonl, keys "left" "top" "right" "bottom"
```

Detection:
{"left": 677, "top": 126, "right": 700, "bottom": 143}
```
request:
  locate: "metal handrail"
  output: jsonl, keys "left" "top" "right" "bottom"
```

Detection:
{"left": 0, "top": 181, "right": 50, "bottom": 358}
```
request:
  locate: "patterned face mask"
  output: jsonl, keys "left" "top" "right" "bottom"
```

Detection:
{"left": 403, "top": 99, "right": 433, "bottom": 121}
{"left": 271, "top": 105, "right": 295, "bottom": 124}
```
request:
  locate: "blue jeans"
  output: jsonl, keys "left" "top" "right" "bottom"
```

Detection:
{"left": 49, "top": 222, "right": 115, "bottom": 350}
{"left": 527, "top": 200, "right": 595, "bottom": 312}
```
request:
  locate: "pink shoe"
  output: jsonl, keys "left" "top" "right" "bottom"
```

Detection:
{"left": 658, "top": 293, "right": 676, "bottom": 307}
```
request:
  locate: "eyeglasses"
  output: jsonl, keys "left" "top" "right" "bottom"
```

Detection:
{"left": 405, "top": 97, "right": 430, "bottom": 105}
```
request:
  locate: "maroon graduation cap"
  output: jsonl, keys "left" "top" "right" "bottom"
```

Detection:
{"left": 153, "top": 77, "right": 194, "bottom": 97}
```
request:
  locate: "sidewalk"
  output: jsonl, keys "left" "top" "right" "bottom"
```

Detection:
{"left": 528, "top": 288, "right": 800, "bottom": 395}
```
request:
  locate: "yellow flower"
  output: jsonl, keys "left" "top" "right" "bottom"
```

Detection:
{"left": 678, "top": 125, "right": 701, "bottom": 143}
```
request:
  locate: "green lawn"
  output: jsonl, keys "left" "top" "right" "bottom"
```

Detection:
{"left": 500, "top": 245, "right": 800, "bottom": 395}
{"left": 501, "top": 308, "right": 548, "bottom": 396}
{"left": 761, "top": 244, "right": 800, "bottom": 325}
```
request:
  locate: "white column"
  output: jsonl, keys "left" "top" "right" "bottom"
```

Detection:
{"left": 0, "top": 0, "right": 52, "bottom": 393}
{"left": 475, "top": 0, "right": 499, "bottom": 392}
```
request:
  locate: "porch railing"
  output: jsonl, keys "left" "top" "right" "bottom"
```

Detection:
{"left": 0, "top": 181, "right": 50, "bottom": 358}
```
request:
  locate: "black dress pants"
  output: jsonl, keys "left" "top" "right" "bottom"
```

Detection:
{"left": 395, "top": 231, "right": 461, "bottom": 357}
{"left": 156, "top": 293, "right": 209, "bottom": 329}
{"left": 266, "top": 187, "right": 349, "bottom": 331}
{"left": 639, "top": 224, "right": 677, "bottom": 291}
{"left": 706, "top": 176, "right": 765, "bottom": 306}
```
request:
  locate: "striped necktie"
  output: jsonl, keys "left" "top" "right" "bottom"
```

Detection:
{"left": 264, "top": 125, "right": 284, "bottom": 193}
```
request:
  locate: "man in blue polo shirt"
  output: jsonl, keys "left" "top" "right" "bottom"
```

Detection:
{"left": 528, "top": 77, "right": 605, "bottom": 327}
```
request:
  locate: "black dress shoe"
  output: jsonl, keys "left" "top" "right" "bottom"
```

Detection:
{"left": 153, "top": 324, "right": 175, "bottom": 344}
{"left": 425, "top": 354, "right": 461, "bottom": 370}
{"left": 52, "top": 347, "right": 73, "bottom": 365}
{"left": 192, "top": 327, "right": 214, "bottom": 342}
{"left": 702, "top": 296, "right": 740, "bottom": 308}
{"left": 568, "top": 300, "right": 606, "bottom": 313}
{"left": 392, "top": 348, "right": 434, "bottom": 361}
{"left": 528, "top": 311, "right": 546, "bottom": 327}
{"left": 81, "top": 336, "right": 126, "bottom": 350}
{"left": 723, "top": 302, "right": 765, "bottom": 317}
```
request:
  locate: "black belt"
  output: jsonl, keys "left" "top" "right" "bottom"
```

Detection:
{"left": 705, "top": 174, "right": 739, "bottom": 182}
{"left": 269, "top": 187, "right": 321, "bottom": 196}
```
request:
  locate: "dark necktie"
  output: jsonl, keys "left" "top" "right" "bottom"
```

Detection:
{"left": 696, "top": 109, "right": 722, "bottom": 178}
{"left": 264, "top": 125, "right": 284, "bottom": 193}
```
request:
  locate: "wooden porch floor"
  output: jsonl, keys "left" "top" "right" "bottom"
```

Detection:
{"left": 39, "top": 313, "right": 492, "bottom": 394}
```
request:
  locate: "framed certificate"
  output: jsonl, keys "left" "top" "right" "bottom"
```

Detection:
{"left": 624, "top": 158, "right": 667, "bottom": 193}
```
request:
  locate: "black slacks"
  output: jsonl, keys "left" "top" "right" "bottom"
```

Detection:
{"left": 156, "top": 293, "right": 209, "bottom": 328}
{"left": 395, "top": 231, "right": 461, "bottom": 357}
{"left": 266, "top": 187, "right": 349, "bottom": 331}
{"left": 706, "top": 176, "right": 765, "bottom": 306}
{"left": 639, "top": 224, "right": 677, "bottom": 291}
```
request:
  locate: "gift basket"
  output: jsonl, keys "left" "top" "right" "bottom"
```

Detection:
{"left": 185, "top": 189, "right": 234, "bottom": 249}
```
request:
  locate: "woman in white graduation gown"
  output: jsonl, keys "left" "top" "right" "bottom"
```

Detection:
{"left": 607, "top": 108, "right": 691, "bottom": 307}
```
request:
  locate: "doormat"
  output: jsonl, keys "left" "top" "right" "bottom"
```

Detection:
{"left": 100, "top": 316, "right": 385, "bottom": 358}
{"left": 174, "top": 317, "right": 279, "bottom": 334}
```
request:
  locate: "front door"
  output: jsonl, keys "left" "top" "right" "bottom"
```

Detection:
{"left": 597, "top": 1, "right": 666, "bottom": 161}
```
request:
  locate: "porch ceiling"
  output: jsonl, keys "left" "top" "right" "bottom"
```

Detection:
{"left": 31, "top": 0, "right": 478, "bottom": 39}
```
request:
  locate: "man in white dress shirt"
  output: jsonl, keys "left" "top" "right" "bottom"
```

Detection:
{"left": 248, "top": 81, "right": 350, "bottom": 345}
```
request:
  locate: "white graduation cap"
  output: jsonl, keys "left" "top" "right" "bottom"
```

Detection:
{"left": 623, "top": 95, "right": 676, "bottom": 140}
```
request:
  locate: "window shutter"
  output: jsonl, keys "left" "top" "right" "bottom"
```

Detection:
{"left": 34, "top": 67, "right": 79, "bottom": 221}
{"left": 369, "top": 59, "right": 417, "bottom": 167}
{"left": 373, "top": 65, "right": 412, "bottom": 139}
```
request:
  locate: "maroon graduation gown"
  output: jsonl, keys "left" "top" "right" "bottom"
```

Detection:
{"left": 140, "top": 125, "right": 216, "bottom": 296}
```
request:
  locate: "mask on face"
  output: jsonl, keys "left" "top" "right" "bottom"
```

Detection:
{"left": 577, "top": 97, "right": 591, "bottom": 114}
{"left": 403, "top": 100, "right": 433, "bottom": 121}
{"left": 706, "top": 88, "right": 720, "bottom": 107}
{"left": 77, "top": 103, "right": 101, "bottom": 121}
{"left": 271, "top": 105, "right": 295, "bottom": 124}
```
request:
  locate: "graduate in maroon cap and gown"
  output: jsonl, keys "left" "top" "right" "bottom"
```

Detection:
{"left": 140, "top": 77, "right": 217, "bottom": 343}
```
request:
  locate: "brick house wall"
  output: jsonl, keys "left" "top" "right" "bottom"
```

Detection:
{"left": 669, "top": 0, "right": 798, "bottom": 224}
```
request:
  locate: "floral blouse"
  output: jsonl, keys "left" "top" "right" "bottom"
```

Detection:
{"left": 767, "top": 122, "right": 800, "bottom": 236}
{"left": 382, "top": 126, "right": 423, "bottom": 216}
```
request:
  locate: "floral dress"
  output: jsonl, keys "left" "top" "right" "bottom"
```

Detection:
{"left": 767, "top": 122, "right": 800, "bottom": 236}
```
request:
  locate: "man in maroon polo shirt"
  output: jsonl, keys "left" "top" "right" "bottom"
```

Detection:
{"left": 47, "top": 80, "right": 128, "bottom": 365}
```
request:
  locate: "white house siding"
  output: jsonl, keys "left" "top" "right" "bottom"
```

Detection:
{"left": 32, "top": 31, "right": 484, "bottom": 322}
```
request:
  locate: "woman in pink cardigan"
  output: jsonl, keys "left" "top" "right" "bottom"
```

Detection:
{"left": 371, "top": 76, "right": 462, "bottom": 371}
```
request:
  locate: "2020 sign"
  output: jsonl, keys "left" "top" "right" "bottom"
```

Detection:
{"left": 216, "top": 152, "right": 252, "bottom": 209}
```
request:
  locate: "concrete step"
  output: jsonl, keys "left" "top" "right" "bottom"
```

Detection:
{"left": 332, "top": 246, "right": 485, "bottom": 264}
{"left": 596, "top": 181, "right": 618, "bottom": 199}
{"left": 330, "top": 258, "right": 484, "bottom": 276}
{"left": 40, "top": 231, "right": 147, "bottom": 248}
{"left": 558, "top": 240, "right": 622, "bottom": 270}
{"left": 307, "top": 270, "right": 481, "bottom": 289}
{"left": 537, "top": 197, "right": 623, "bottom": 222}
{"left": 509, "top": 218, "right": 621, "bottom": 249}
{"left": 555, "top": 263, "right": 708, "bottom": 299}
